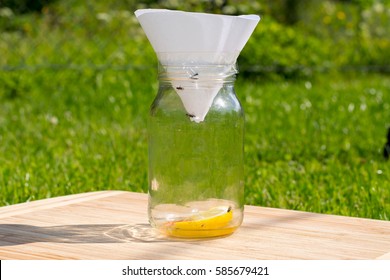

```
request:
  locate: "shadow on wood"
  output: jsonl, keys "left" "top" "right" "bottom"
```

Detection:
{"left": 0, "top": 223, "right": 173, "bottom": 245}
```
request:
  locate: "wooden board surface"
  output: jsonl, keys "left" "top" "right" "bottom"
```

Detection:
{"left": 0, "top": 191, "right": 390, "bottom": 260}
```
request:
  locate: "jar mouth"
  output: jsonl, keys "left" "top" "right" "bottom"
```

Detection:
{"left": 158, "top": 63, "right": 238, "bottom": 83}
{"left": 157, "top": 51, "right": 238, "bottom": 82}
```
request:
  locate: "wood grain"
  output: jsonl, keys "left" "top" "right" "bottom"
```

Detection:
{"left": 0, "top": 191, "right": 389, "bottom": 260}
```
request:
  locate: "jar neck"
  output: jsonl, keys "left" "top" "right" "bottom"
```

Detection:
{"left": 158, "top": 63, "right": 238, "bottom": 86}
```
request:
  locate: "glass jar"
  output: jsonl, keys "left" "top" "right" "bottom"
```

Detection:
{"left": 148, "top": 62, "right": 244, "bottom": 238}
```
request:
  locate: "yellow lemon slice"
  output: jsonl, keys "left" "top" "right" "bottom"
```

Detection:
{"left": 165, "top": 206, "right": 235, "bottom": 238}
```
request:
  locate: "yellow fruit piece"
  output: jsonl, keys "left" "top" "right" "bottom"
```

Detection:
{"left": 167, "top": 226, "right": 237, "bottom": 238}
{"left": 173, "top": 206, "right": 233, "bottom": 230}
{"left": 164, "top": 206, "right": 234, "bottom": 238}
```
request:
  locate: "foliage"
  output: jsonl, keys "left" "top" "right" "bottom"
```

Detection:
{"left": 299, "top": 0, "right": 390, "bottom": 72}
{"left": 0, "top": 0, "right": 57, "bottom": 14}
{"left": 1, "top": 0, "right": 389, "bottom": 78}
{"left": 239, "top": 16, "right": 328, "bottom": 79}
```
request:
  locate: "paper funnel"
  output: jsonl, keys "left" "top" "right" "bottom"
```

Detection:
{"left": 135, "top": 9, "right": 260, "bottom": 122}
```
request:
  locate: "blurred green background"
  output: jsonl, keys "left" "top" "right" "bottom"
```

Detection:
{"left": 0, "top": 0, "right": 389, "bottom": 220}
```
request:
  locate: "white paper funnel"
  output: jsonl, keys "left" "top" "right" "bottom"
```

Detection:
{"left": 135, "top": 9, "right": 260, "bottom": 122}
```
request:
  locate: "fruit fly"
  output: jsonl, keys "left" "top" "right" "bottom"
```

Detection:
{"left": 190, "top": 72, "right": 199, "bottom": 79}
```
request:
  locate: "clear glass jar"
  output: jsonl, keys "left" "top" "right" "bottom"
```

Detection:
{"left": 148, "top": 62, "right": 244, "bottom": 238}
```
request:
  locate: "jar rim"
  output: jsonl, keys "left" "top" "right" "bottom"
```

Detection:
{"left": 158, "top": 63, "right": 238, "bottom": 82}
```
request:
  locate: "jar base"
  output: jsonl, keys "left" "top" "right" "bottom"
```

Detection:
{"left": 162, "top": 226, "right": 238, "bottom": 238}
{"left": 149, "top": 200, "right": 242, "bottom": 239}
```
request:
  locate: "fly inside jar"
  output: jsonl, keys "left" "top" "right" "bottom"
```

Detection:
{"left": 135, "top": 9, "right": 260, "bottom": 238}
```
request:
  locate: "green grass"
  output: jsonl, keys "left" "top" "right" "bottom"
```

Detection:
{"left": 1, "top": 68, "right": 389, "bottom": 220}
{"left": 241, "top": 76, "right": 390, "bottom": 220}
{"left": 0, "top": 0, "right": 389, "bottom": 220}
{"left": 0, "top": 68, "right": 152, "bottom": 204}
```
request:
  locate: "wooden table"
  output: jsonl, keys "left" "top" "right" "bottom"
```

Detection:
{"left": 0, "top": 191, "right": 389, "bottom": 260}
